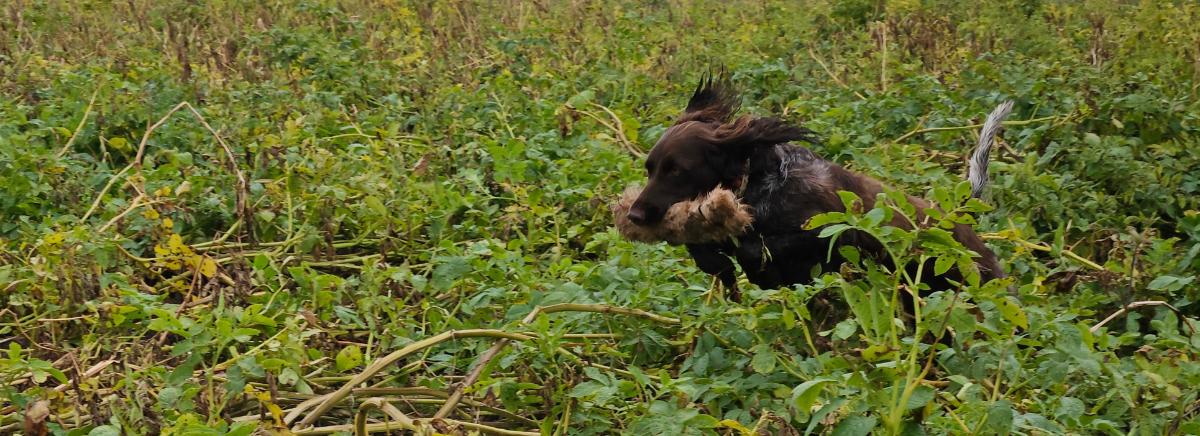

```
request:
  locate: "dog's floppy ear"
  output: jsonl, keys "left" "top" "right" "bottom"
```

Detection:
{"left": 712, "top": 116, "right": 818, "bottom": 156}
{"left": 677, "top": 70, "right": 740, "bottom": 124}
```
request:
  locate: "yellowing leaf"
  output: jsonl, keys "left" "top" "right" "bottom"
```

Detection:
{"left": 717, "top": 419, "right": 754, "bottom": 435}
{"left": 997, "top": 297, "right": 1028, "bottom": 330}
{"left": 43, "top": 232, "right": 66, "bottom": 246}
{"left": 108, "top": 136, "right": 130, "bottom": 151}
{"left": 336, "top": 345, "right": 364, "bottom": 371}
{"left": 165, "top": 234, "right": 195, "bottom": 256}
{"left": 167, "top": 234, "right": 185, "bottom": 251}
{"left": 198, "top": 257, "right": 217, "bottom": 278}
{"left": 246, "top": 386, "right": 286, "bottom": 426}
{"left": 861, "top": 344, "right": 893, "bottom": 362}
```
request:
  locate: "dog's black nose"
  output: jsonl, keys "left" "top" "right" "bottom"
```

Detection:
{"left": 627, "top": 207, "right": 648, "bottom": 225}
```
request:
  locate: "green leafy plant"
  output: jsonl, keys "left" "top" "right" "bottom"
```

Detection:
{"left": 1, "top": 0, "right": 1198, "bottom": 434}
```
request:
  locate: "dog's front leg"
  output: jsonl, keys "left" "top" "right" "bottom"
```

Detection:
{"left": 686, "top": 243, "right": 740, "bottom": 302}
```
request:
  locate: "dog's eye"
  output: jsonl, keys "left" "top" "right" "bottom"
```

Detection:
{"left": 659, "top": 161, "right": 676, "bottom": 175}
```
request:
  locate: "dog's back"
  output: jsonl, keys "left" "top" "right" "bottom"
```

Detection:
{"left": 725, "top": 103, "right": 1011, "bottom": 291}
{"left": 724, "top": 142, "right": 1003, "bottom": 291}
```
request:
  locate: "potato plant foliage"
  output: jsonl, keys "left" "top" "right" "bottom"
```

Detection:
{"left": 2, "top": 1, "right": 1200, "bottom": 435}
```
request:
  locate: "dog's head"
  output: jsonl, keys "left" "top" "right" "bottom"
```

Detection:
{"left": 627, "top": 73, "right": 817, "bottom": 226}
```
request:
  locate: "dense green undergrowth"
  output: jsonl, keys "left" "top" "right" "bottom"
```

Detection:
{"left": 2, "top": 0, "right": 1199, "bottom": 434}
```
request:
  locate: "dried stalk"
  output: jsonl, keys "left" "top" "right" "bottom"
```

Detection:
{"left": 81, "top": 102, "right": 250, "bottom": 242}
{"left": 55, "top": 86, "right": 100, "bottom": 158}
{"left": 807, "top": 46, "right": 867, "bottom": 100}
{"left": 292, "top": 329, "right": 533, "bottom": 428}
{"left": 432, "top": 303, "right": 679, "bottom": 419}
{"left": 570, "top": 103, "right": 644, "bottom": 157}
{"left": 1090, "top": 300, "right": 1197, "bottom": 334}
{"left": 982, "top": 233, "right": 1105, "bottom": 271}
{"left": 892, "top": 115, "right": 1062, "bottom": 145}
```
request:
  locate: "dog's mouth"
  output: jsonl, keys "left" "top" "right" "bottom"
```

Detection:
{"left": 611, "top": 186, "right": 753, "bottom": 245}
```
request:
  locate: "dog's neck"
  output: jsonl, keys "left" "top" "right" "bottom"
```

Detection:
{"left": 726, "top": 145, "right": 786, "bottom": 197}
{"left": 737, "top": 144, "right": 817, "bottom": 190}
{"left": 733, "top": 143, "right": 836, "bottom": 219}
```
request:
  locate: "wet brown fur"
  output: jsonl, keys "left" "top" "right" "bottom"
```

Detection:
{"left": 622, "top": 72, "right": 1004, "bottom": 302}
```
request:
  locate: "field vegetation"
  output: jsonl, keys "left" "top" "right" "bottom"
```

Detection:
{"left": 2, "top": 0, "right": 1199, "bottom": 434}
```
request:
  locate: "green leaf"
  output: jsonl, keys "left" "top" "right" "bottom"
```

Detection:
{"left": 836, "top": 190, "right": 862, "bottom": 211}
{"left": 1177, "top": 422, "right": 1200, "bottom": 435}
{"left": 168, "top": 353, "right": 202, "bottom": 386}
{"left": 335, "top": 345, "right": 363, "bottom": 371}
{"left": 685, "top": 413, "right": 719, "bottom": 429}
{"left": 258, "top": 358, "right": 287, "bottom": 372}
{"left": 568, "top": 381, "right": 607, "bottom": 399}
{"left": 832, "top": 415, "right": 877, "bottom": 436}
{"left": 818, "top": 223, "right": 851, "bottom": 239}
{"left": 409, "top": 274, "right": 428, "bottom": 292}
{"left": 806, "top": 212, "right": 847, "bottom": 230}
{"left": 918, "top": 228, "right": 958, "bottom": 249}
{"left": 791, "top": 378, "right": 835, "bottom": 416}
{"left": 44, "top": 366, "right": 69, "bottom": 384}
{"left": 833, "top": 318, "right": 858, "bottom": 340}
{"left": 238, "top": 357, "right": 266, "bottom": 378}
{"left": 839, "top": 245, "right": 861, "bottom": 264}
{"left": 620, "top": 111, "right": 641, "bottom": 144}
{"left": 227, "top": 423, "right": 257, "bottom": 436}
{"left": 231, "top": 327, "right": 258, "bottom": 342}
{"left": 750, "top": 344, "right": 777, "bottom": 374}
{"left": 1147, "top": 274, "right": 1194, "bottom": 292}
{"left": 954, "top": 180, "right": 972, "bottom": 202}
{"left": 364, "top": 195, "right": 388, "bottom": 216}
{"left": 934, "top": 255, "right": 955, "bottom": 276}
{"left": 627, "top": 365, "right": 651, "bottom": 387}
{"left": 158, "top": 386, "right": 182, "bottom": 408}
{"left": 88, "top": 425, "right": 122, "bottom": 436}
{"left": 806, "top": 398, "right": 847, "bottom": 435}
{"left": 566, "top": 89, "right": 595, "bottom": 107}
{"left": 1056, "top": 396, "right": 1084, "bottom": 422}
{"left": 905, "top": 385, "right": 935, "bottom": 410}
{"left": 279, "top": 367, "right": 299, "bottom": 386}
{"left": 252, "top": 254, "right": 270, "bottom": 270}
{"left": 863, "top": 207, "right": 887, "bottom": 227}
{"left": 984, "top": 400, "right": 1014, "bottom": 433}
{"left": 224, "top": 364, "right": 246, "bottom": 401}
{"left": 432, "top": 256, "right": 472, "bottom": 290}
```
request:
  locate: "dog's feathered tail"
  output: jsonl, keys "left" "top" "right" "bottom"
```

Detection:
{"left": 968, "top": 101, "right": 1014, "bottom": 199}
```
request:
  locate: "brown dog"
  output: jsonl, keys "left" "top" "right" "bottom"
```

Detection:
{"left": 625, "top": 74, "right": 1011, "bottom": 301}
